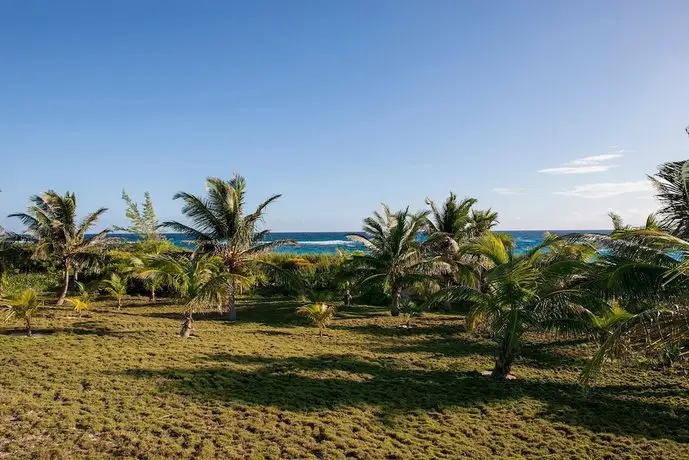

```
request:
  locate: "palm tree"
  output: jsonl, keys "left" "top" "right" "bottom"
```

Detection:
{"left": 575, "top": 225, "right": 689, "bottom": 384}
{"left": 434, "top": 232, "right": 602, "bottom": 378}
{"left": 163, "top": 174, "right": 293, "bottom": 321}
{"left": 66, "top": 281, "right": 94, "bottom": 317}
{"left": 138, "top": 253, "right": 228, "bottom": 337}
{"left": 297, "top": 303, "right": 336, "bottom": 337}
{"left": 3, "top": 288, "right": 41, "bottom": 336}
{"left": 347, "top": 205, "right": 448, "bottom": 316}
{"left": 425, "top": 193, "right": 478, "bottom": 241}
{"left": 570, "top": 154, "right": 689, "bottom": 383}
{"left": 8, "top": 191, "right": 110, "bottom": 305}
{"left": 100, "top": 273, "right": 128, "bottom": 309}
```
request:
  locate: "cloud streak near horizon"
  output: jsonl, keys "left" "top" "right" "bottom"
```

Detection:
{"left": 554, "top": 180, "right": 651, "bottom": 199}
{"left": 539, "top": 152, "right": 623, "bottom": 174}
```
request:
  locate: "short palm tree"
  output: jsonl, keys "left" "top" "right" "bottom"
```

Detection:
{"left": 434, "top": 232, "right": 601, "bottom": 378}
{"left": 138, "top": 253, "right": 228, "bottom": 337}
{"left": 8, "top": 191, "right": 110, "bottom": 305}
{"left": 347, "top": 205, "right": 448, "bottom": 316}
{"left": 66, "top": 281, "right": 94, "bottom": 316}
{"left": 3, "top": 288, "right": 42, "bottom": 336}
{"left": 398, "top": 299, "right": 424, "bottom": 327}
{"left": 163, "top": 174, "right": 293, "bottom": 321}
{"left": 100, "top": 273, "right": 128, "bottom": 309}
{"left": 297, "top": 303, "right": 336, "bottom": 337}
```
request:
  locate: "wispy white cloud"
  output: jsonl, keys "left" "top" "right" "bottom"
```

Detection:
{"left": 539, "top": 150, "right": 624, "bottom": 174}
{"left": 564, "top": 154, "right": 623, "bottom": 166}
{"left": 538, "top": 165, "right": 616, "bottom": 174}
{"left": 493, "top": 187, "right": 526, "bottom": 195}
{"left": 554, "top": 180, "right": 652, "bottom": 199}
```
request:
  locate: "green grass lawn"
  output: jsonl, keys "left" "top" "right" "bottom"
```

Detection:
{"left": 1, "top": 297, "right": 688, "bottom": 459}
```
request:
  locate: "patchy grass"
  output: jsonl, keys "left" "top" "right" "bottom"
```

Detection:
{"left": 1, "top": 297, "right": 688, "bottom": 459}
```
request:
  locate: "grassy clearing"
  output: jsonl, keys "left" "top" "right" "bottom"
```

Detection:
{"left": 1, "top": 297, "right": 688, "bottom": 459}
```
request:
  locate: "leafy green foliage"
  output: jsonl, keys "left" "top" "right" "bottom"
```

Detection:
{"left": 138, "top": 253, "right": 229, "bottom": 334}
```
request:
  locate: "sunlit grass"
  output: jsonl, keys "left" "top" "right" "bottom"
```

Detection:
{"left": 1, "top": 296, "right": 688, "bottom": 458}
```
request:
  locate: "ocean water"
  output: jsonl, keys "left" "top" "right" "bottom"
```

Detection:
{"left": 110, "top": 230, "right": 609, "bottom": 255}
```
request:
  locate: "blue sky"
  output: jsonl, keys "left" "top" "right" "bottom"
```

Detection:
{"left": 1, "top": 1, "right": 688, "bottom": 232}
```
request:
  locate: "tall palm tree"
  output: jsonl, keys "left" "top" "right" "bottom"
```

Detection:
{"left": 434, "top": 232, "right": 602, "bottom": 378}
{"left": 138, "top": 253, "right": 228, "bottom": 337}
{"left": 347, "top": 205, "right": 448, "bottom": 316}
{"left": 163, "top": 174, "right": 293, "bottom": 321}
{"left": 8, "top": 191, "right": 110, "bottom": 305}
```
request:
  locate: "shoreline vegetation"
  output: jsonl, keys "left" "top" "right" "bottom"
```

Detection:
{"left": 1, "top": 157, "right": 689, "bottom": 457}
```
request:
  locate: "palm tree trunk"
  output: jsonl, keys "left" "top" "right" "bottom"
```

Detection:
{"left": 227, "top": 279, "right": 237, "bottom": 321}
{"left": 117, "top": 298, "right": 122, "bottom": 310}
{"left": 57, "top": 259, "right": 70, "bottom": 306}
{"left": 491, "top": 341, "right": 514, "bottom": 378}
{"left": 26, "top": 318, "right": 32, "bottom": 337}
{"left": 390, "top": 287, "right": 402, "bottom": 317}
{"left": 180, "top": 313, "right": 193, "bottom": 338}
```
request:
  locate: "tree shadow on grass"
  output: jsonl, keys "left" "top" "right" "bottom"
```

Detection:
{"left": 373, "top": 336, "right": 496, "bottom": 359}
{"left": 336, "top": 304, "right": 389, "bottom": 319}
{"left": 374, "top": 332, "right": 591, "bottom": 370}
{"left": 0, "top": 323, "right": 145, "bottom": 337}
{"left": 123, "top": 353, "right": 689, "bottom": 443}
{"left": 140, "top": 298, "right": 305, "bottom": 327}
{"left": 332, "top": 321, "right": 464, "bottom": 338}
